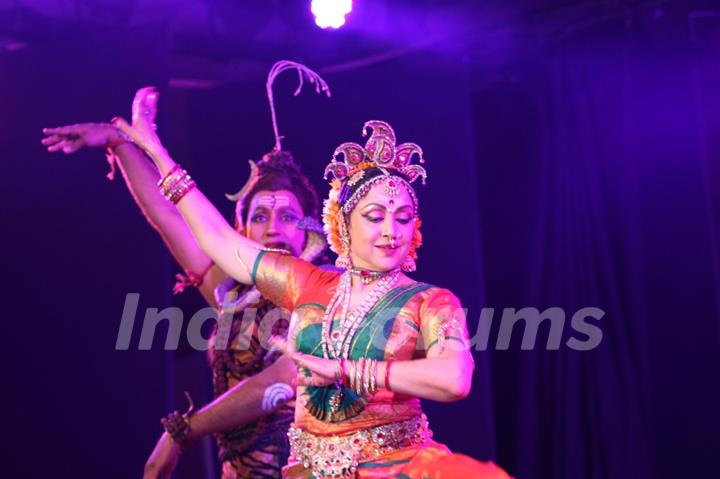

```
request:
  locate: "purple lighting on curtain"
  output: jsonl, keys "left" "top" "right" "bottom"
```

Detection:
{"left": 311, "top": 0, "right": 352, "bottom": 29}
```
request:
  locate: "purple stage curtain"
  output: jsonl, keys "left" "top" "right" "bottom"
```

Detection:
{"left": 473, "top": 12, "right": 720, "bottom": 479}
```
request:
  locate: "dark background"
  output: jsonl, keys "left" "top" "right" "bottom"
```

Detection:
{"left": 3, "top": 1, "right": 719, "bottom": 478}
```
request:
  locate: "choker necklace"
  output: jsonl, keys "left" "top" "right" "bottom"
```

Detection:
{"left": 348, "top": 268, "right": 395, "bottom": 285}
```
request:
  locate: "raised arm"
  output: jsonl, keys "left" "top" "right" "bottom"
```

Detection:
{"left": 111, "top": 142, "right": 228, "bottom": 304}
{"left": 42, "top": 120, "right": 227, "bottom": 306}
{"left": 109, "top": 87, "right": 263, "bottom": 285}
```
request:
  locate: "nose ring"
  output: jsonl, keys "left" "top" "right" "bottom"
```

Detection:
{"left": 384, "top": 232, "right": 402, "bottom": 248}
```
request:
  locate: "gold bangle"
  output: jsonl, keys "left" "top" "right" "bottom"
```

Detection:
{"left": 355, "top": 358, "right": 364, "bottom": 395}
{"left": 348, "top": 361, "right": 357, "bottom": 393}
{"left": 158, "top": 164, "right": 182, "bottom": 188}
{"left": 362, "top": 357, "right": 371, "bottom": 395}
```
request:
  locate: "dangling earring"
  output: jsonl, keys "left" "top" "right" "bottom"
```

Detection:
{"left": 336, "top": 239, "right": 352, "bottom": 270}
{"left": 401, "top": 256, "right": 416, "bottom": 272}
{"left": 335, "top": 213, "right": 353, "bottom": 270}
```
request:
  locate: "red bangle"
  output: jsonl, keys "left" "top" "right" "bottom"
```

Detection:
{"left": 107, "top": 139, "right": 130, "bottom": 149}
{"left": 158, "top": 164, "right": 182, "bottom": 188}
{"left": 385, "top": 358, "right": 394, "bottom": 392}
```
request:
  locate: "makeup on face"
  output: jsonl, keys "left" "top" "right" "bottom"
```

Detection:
{"left": 245, "top": 190, "right": 307, "bottom": 256}
{"left": 371, "top": 190, "right": 413, "bottom": 214}
{"left": 348, "top": 182, "right": 415, "bottom": 271}
{"left": 256, "top": 193, "right": 291, "bottom": 210}
{"left": 359, "top": 203, "right": 413, "bottom": 229}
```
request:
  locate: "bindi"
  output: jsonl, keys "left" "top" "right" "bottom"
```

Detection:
{"left": 374, "top": 193, "right": 409, "bottom": 213}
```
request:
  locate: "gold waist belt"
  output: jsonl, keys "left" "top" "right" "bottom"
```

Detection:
{"left": 288, "top": 414, "right": 433, "bottom": 478}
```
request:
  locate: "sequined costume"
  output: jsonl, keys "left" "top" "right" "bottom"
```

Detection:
{"left": 252, "top": 251, "right": 509, "bottom": 479}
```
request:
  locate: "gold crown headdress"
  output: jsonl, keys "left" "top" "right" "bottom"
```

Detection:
{"left": 322, "top": 121, "right": 426, "bottom": 272}
{"left": 324, "top": 120, "right": 427, "bottom": 184}
{"left": 324, "top": 120, "right": 427, "bottom": 214}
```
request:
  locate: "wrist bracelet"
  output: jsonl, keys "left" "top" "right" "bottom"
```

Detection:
{"left": 355, "top": 358, "right": 364, "bottom": 395}
{"left": 160, "top": 391, "right": 195, "bottom": 448}
{"left": 104, "top": 126, "right": 133, "bottom": 181}
{"left": 362, "top": 358, "right": 371, "bottom": 395}
{"left": 368, "top": 359, "right": 377, "bottom": 394}
{"left": 158, "top": 165, "right": 196, "bottom": 205}
{"left": 108, "top": 124, "right": 133, "bottom": 148}
{"left": 348, "top": 361, "right": 357, "bottom": 393}
{"left": 158, "top": 164, "right": 182, "bottom": 189}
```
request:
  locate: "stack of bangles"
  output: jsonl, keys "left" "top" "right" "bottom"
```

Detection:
{"left": 336, "top": 358, "right": 395, "bottom": 396}
{"left": 158, "top": 164, "right": 196, "bottom": 204}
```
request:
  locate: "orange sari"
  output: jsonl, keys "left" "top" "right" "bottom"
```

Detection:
{"left": 253, "top": 251, "right": 510, "bottom": 479}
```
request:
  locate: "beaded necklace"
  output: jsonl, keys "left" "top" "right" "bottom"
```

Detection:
{"left": 321, "top": 269, "right": 400, "bottom": 360}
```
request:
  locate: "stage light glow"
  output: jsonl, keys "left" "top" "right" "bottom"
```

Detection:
{"left": 311, "top": 0, "right": 352, "bottom": 29}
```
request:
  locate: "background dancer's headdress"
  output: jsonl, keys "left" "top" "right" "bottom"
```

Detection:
{"left": 225, "top": 60, "right": 331, "bottom": 261}
{"left": 322, "top": 120, "right": 427, "bottom": 271}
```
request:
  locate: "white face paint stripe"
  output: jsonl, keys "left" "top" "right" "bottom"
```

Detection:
{"left": 261, "top": 382, "right": 294, "bottom": 412}
{"left": 257, "top": 194, "right": 291, "bottom": 210}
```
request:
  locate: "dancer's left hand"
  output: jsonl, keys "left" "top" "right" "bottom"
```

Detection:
{"left": 269, "top": 336, "right": 339, "bottom": 387}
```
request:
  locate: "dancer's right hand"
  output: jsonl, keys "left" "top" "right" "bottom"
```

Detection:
{"left": 111, "top": 86, "right": 165, "bottom": 160}
{"left": 41, "top": 123, "right": 126, "bottom": 154}
{"left": 143, "top": 432, "right": 181, "bottom": 479}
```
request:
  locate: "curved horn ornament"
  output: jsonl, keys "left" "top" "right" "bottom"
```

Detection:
{"left": 334, "top": 142, "right": 366, "bottom": 167}
{"left": 226, "top": 160, "right": 259, "bottom": 201}
{"left": 401, "top": 164, "right": 428, "bottom": 185}
{"left": 362, "top": 120, "right": 396, "bottom": 145}
{"left": 324, "top": 161, "right": 349, "bottom": 181}
{"left": 394, "top": 142, "right": 424, "bottom": 169}
{"left": 366, "top": 134, "right": 396, "bottom": 167}
{"left": 325, "top": 120, "right": 429, "bottom": 188}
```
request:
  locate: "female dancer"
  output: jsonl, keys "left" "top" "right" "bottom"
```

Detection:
{"left": 103, "top": 86, "right": 509, "bottom": 478}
